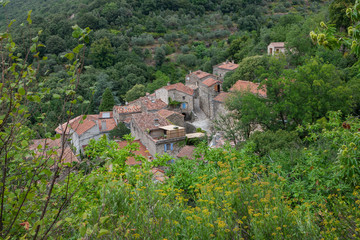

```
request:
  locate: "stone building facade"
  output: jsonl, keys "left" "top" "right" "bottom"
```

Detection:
{"left": 267, "top": 42, "right": 286, "bottom": 55}
{"left": 155, "top": 83, "right": 195, "bottom": 119}
{"left": 212, "top": 92, "right": 230, "bottom": 120}
{"left": 130, "top": 112, "right": 186, "bottom": 157}
{"left": 199, "top": 78, "right": 221, "bottom": 118}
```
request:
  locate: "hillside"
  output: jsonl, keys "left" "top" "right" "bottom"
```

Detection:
{"left": 3, "top": 0, "right": 360, "bottom": 239}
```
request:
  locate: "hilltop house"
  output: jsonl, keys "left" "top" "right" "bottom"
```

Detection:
{"left": 130, "top": 112, "right": 186, "bottom": 156}
{"left": 155, "top": 83, "right": 195, "bottom": 119}
{"left": 267, "top": 42, "right": 286, "bottom": 55}
{"left": 213, "top": 60, "right": 239, "bottom": 81}
{"left": 55, "top": 112, "right": 116, "bottom": 154}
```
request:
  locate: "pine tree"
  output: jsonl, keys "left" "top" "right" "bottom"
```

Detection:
{"left": 99, "top": 88, "right": 115, "bottom": 112}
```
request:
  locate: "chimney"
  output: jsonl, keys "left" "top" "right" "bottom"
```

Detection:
{"left": 167, "top": 82, "right": 171, "bottom": 86}
{"left": 146, "top": 92, "right": 150, "bottom": 96}
{"left": 189, "top": 70, "right": 192, "bottom": 74}
{"left": 154, "top": 118, "right": 159, "bottom": 126}
{"left": 226, "top": 59, "right": 229, "bottom": 64}
{"left": 232, "top": 60, "right": 234, "bottom": 64}
{"left": 102, "top": 120, "right": 107, "bottom": 131}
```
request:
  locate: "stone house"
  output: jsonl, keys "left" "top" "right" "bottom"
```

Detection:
{"left": 213, "top": 60, "right": 239, "bottom": 81}
{"left": 130, "top": 112, "right": 186, "bottom": 157}
{"left": 267, "top": 42, "right": 286, "bottom": 55}
{"left": 185, "top": 70, "right": 217, "bottom": 87}
{"left": 155, "top": 83, "right": 195, "bottom": 119}
{"left": 199, "top": 78, "right": 221, "bottom": 119}
{"left": 55, "top": 112, "right": 116, "bottom": 154}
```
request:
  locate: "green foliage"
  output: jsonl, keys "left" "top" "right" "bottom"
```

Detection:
{"left": 249, "top": 130, "right": 301, "bottom": 156}
{"left": 99, "top": 88, "right": 115, "bottom": 112}
{"left": 90, "top": 37, "right": 115, "bottom": 68}
{"left": 223, "top": 55, "right": 268, "bottom": 91}
{"left": 109, "top": 122, "right": 131, "bottom": 140}
{"left": 124, "top": 84, "right": 146, "bottom": 102}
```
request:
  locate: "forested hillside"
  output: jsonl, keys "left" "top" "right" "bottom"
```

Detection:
{"left": 1, "top": 0, "right": 328, "bottom": 136}
{"left": 2, "top": 0, "right": 360, "bottom": 239}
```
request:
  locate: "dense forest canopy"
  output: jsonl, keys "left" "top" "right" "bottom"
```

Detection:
{"left": 2, "top": 0, "right": 360, "bottom": 239}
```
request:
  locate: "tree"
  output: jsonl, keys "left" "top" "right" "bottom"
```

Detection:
{"left": 311, "top": 0, "right": 360, "bottom": 56}
{"left": 125, "top": 84, "right": 146, "bottom": 102}
{"left": 154, "top": 47, "right": 166, "bottom": 67}
{"left": 0, "top": 9, "right": 92, "bottom": 239}
{"left": 109, "top": 122, "right": 131, "bottom": 140}
{"left": 99, "top": 88, "right": 115, "bottom": 112}
{"left": 90, "top": 37, "right": 114, "bottom": 68}
{"left": 222, "top": 55, "right": 268, "bottom": 91}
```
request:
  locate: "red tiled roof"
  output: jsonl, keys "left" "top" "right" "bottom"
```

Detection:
{"left": 202, "top": 78, "right": 220, "bottom": 87}
{"left": 158, "top": 109, "right": 182, "bottom": 119}
{"left": 144, "top": 98, "right": 167, "bottom": 111}
{"left": 230, "top": 80, "right": 267, "bottom": 97}
{"left": 213, "top": 92, "right": 230, "bottom": 103}
{"left": 113, "top": 105, "right": 142, "bottom": 114}
{"left": 29, "top": 138, "right": 79, "bottom": 168}
{"left": 189, "top": 70, "right": 214, "bottom": 79}
{"left": 132, "top": 112, "right": 169, "bottom": 132}
{"left": 164, "top": 83, "right": 194, "bottom": 96}
{"left": 56, "top": 115, "right": 98, "bottom": 136}
{"left": 177, "top": 145, "right": 195, "bottom": 158}
{"left": 56, "top": 113, "right": 116, "bottom": 136}
{"left": 98, "top": 118, "right": 117, "bottom": 132}
{"left": 118, "top": 140, "right": 152, "bottom": 166}
{"left": 217, "top": 62, "right": 239, "bottom": 71}
{"left": 269, "top": 42, "right": 285, "bottom": 48}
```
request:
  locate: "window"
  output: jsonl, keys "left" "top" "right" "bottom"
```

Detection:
{"left": 182, "top": 96, "right": 185, "bottom": 100}
{"left": 164, "top": 144, "right": 167, "bottom": 152}
{"left": 170, "top": 143, "right": 173, "bottom": 151}
{"left": 182, "top": 103, "right": 187, "bottom": 109}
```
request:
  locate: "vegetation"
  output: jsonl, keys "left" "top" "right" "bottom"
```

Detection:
{"left": 3, "top": 0, "right": 360, "bottom": 239}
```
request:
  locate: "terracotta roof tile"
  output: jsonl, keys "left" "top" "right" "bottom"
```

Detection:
{"left": 177, "top": 145, "right": 195, "bottom": 158}
{"left": 114, "top": 105, "right": 142, "bottom": 114}
{"left": 118, "top": 140, "right": 152, "bottom": 166}
{"left": 213, "top": 92, "right": 230, "bottom": 103}
{"left": 269, "top": 42, "right": 285, "bottom": 48}
{"left": 230, "top": 80, "right": 267, "bottom": 97}
{"left": 29, "top": 138, "right": 79, "bottom": 168}
{"left": 188, "top": 70, "right": 214, "bottom": 79}
{"left": 158, "top": 109, "right": 182, "bottom": 118}
{"left": 217, "top": 62, "right": 239, "bottom": 71}
{"left": 202, "top": 78, "right": 220, "bottom": 87}
{"left": 132, "top": 112, "right": 169, "bottom": 132}
{"left": 56, "top": 113, "right": 116, "bottom": 136}
{"left": 98, "top": 118, "right": 117, "bottom": 132}
{"left": 164, "top": 83, "right": 194, "bottom": 96}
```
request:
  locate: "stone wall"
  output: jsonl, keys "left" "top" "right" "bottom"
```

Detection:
{"left": 168, "top": 89, "right": 194, "bottom": 113}
{"left": 199, "top": 84, "right": 220, "bottom": 119}
{"left": 155, "top": 88, "right": 169, "bottom": 104}
{"left": 212, "top": 101, "right": 228, "bottom": 120}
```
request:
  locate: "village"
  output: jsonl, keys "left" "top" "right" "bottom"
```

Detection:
{"left": 30, "top": 43, "right": 283, "bottom": 175}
